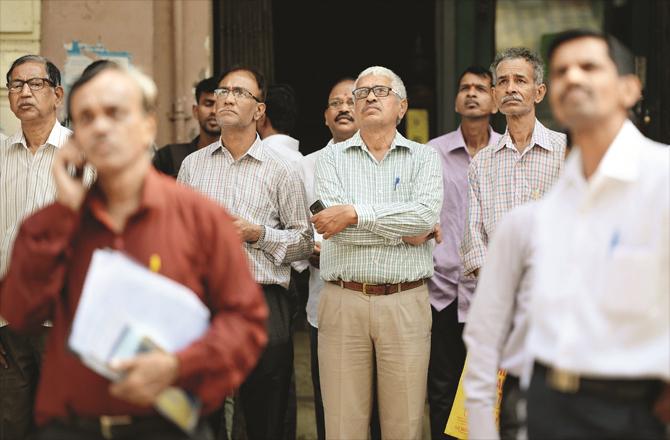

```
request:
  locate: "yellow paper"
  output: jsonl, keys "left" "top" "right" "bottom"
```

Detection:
{"left": 445, "top": 358, "right": 507, "bottom": 439}
{"left": 405, "top": 108, "right": 429, "bottom": 144}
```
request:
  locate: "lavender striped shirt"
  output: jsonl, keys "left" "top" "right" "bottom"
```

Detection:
{"left": 427, "top": 126, "right": 502, "bottom": 319}
{"left": 460, "top": 119, "right": 566, "bottom": 278}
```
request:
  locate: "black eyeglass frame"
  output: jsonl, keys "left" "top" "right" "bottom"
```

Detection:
{"left": 7, "top": 77, "right": 56, "bottom": 93}
{"left": 214, "top": 87, "right": 262, "bottom": 103}
{"left": 352, "top": 85, "right": 402, "bottom": 100}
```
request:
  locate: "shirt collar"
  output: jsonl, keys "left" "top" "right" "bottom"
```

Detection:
{"left": 86, "top": 167, "right": 166, "bottom": 227}
{"left": 444, "top": 125, "right": 499, "bottom": 153}
{"left": 8, "top": 120, "right": 71, "bottom": 150}
{"left": 494, "top": 118, "right": 554, "bottom": 153}
{"left": 209, "top": 134, "right": 266, "bottom": 161}
{"left": 343, "top": 130, "right": 416, "bottom": 153}
{"left": 263, "top": 134, "right": 300, "bottom": 151}
{"left": 564, "top": 119, "right": 642, "bottom": 186}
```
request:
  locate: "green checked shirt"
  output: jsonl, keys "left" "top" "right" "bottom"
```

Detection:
{"left": 315, "top": 130, "right": 442, "bottom": 284}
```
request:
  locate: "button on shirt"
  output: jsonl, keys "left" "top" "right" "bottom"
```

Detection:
{"left": 0, "top": 122, "right": 73, "bottom": 327}
{"left": 463, "top": 203, "right": 537, "bottom": 440}
{"left": 178, "top": 136, "right": 313, "bottom": 288}
{"left": 315, "top": 131, "right": 442, "bottom": 284}
{"left": 460, "top": 119, "right": 566, "bottom": 276}
{"left": 0, "top": 169, "right": 268, "bottom": 423}
{"left": 428, "top": 126, "right": 502, "bottom": 319}
{"left": 527, "top": 120, "right": 670, "bottom": 380}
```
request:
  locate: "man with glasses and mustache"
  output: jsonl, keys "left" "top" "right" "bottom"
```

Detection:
{"left": 458, "top": 48, "right": 565, "bottom": 437}
{"left": 0, "top": 54, "right": 78, "bottom": 440}
{"left": 312, "top": 66, "right": 442, "bottom": 439}
{"left": 178, "top": 66, "right": 313, "bottom": 440}
{"left": 153, "top": 77, "right": 221, "bottom": 178}
{"left": 426, "top": 66, "right": 501, "bottom": 440}
{"left": 300, "top": 78, "right": 382, "bottom": 440}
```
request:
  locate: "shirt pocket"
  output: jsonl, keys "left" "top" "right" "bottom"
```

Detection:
{"left": 601, "top": 246, "right": 657, "bottom": 318}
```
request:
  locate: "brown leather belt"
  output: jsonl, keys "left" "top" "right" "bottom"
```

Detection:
{"left": 330, "top": 279, "right": 426, "bottom": 295}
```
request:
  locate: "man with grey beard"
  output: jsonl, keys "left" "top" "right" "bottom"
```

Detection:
{"left": 460, "top": 47, "right": 566, "bottom": 438}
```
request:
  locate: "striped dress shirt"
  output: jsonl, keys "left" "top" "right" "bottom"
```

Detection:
{"left": 460, "top": 119, "right": 566, "bottom": 276}
{"left": 1, "top": 122, "right": 71, "bottom": 326}
{"left": 315, "top": 130, "right": 442, "bottom": 284}
{"left": 177, "top": 136, "right": 313, "bottom": 289}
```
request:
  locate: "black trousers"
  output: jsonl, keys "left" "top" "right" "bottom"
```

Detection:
{"left": 239, "top": 285, "right": 294, "bottom": 440}
{"left": 499, "top": 375, "right": 524, "bottom": 440}
{"left": 309, "top": 325, "right": 381, "bottom": 440}
{"left": 527, "top": 363, "right": 665, "bottom": 440}
{"left": 37, "top": 419, "right": 213, "bottom": 440}
{"left": 0, "top": 326, "right": 46, "bottom": 440}
{"left": 427, "top": 301, "right": 466, "bottom": 440}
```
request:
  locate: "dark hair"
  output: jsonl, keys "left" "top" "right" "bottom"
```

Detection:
{"left": 82, "top": 59, "right": 116, "bottom": 77}
{"left": 195, "top": 76, "right": 219, "bottom": 103}
{"left": 547, "top": 29, "right": 635, "bottom": 76}
{"left": 217, "top": 66, "right": 267, "bottom": 101}
{"left": 67, "top": 63, "right": 157, "bottom": 118}
{"left": 491, "top": 47, "right": 545, "bottom": 84}
{"left": 265, "top": 84, "right": 298, "bottom": 135}
{"left": 6, "top": 55, "right": 61, "bottom": 86}
{"left": 457, "top": 66, "right": 493, "bottom": 88}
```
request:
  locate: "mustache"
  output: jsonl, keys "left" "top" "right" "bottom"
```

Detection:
{"left": 335, "top": 112, "right": 354, "bottom": 122}
{"left": 464, "top": 99, "right": 479, "bottom": 105}
{"left": 501, "top": 94, "right": 523, "bottom": 104}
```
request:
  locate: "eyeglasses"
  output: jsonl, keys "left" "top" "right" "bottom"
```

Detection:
{"left": 328, "top": 98, "right": 355, "bottom": 109}
{"left": 352, "top": 85, "right": 401, "bottom": 100}
{"left": 214, "top": 87, "right": 262, "bottom": 102}
{"left": 7, "top": 77, "right": 55, "bottom": 93}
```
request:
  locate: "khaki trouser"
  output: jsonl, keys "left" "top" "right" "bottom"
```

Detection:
{"left": 318, "top": 282, "right": 431, "bottom": 440}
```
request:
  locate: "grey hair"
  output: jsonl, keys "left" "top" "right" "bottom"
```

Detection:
{"left": 6, "top": 54, "right": 61, "bottom": 86}
{"left": 490, "top": 47, "right": 545, "bottom": 85}
{"left": 355, "top": 66, "right": 407, "bottom": 99}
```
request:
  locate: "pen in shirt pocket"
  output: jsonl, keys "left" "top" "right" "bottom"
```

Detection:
{"left": 609, "top": 229, "right": 620, "bottom": 254}
{"left": 394, "top": 176, "right": 400, "bottom": 191}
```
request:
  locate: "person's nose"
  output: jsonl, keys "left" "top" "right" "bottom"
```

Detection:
{"left": 564, "top": 65, "right": 585, "bottom": 85}
{"left": 19, "top": 82, "right": 33, "bottom": 97}
{"left": 466, "top": 86, "right": 477, "bottom": 97}
{"left": 505, "top": 80, "right": 519, "bottom": 95}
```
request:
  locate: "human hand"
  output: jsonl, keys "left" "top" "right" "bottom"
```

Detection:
{"left": 309, "top": 242, "right": 321, "bottom": 269}
{"left": 232, "top": 217, "right": 263, "bottom": 243}
{"left": 52, "top": 138, "right": 87, "bottom": 211}
{"left": 0, "top": 340, "right": 8, "bottom": 369}
{"left": 402, "top": 224, "right": 442, "bottom": 246}
{"left": 109, "top": 351, "right": 179, "bottom": 407}
{"left": 311, "top": 205, "right": 357, "bottom": 239}
{"left": 653, "top": 383, "right": 670, "bottom": 423}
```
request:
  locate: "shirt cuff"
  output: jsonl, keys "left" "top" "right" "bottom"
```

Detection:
{"left": 353, "top": 204, "right": 376, "bottom": 229}
{"left": 466, "top": 406, "right": 500, "bottom": 440}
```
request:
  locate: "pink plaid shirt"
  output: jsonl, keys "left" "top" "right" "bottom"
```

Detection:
{"left": 460, "top": 119, "right": 566, "bottom": 276}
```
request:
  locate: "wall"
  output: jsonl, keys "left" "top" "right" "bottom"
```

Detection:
{"left": 0, "top": 0, "right": 41, "bottom": 136}
{"left": 2, "top": 0, "right": 212, "bottom": 146}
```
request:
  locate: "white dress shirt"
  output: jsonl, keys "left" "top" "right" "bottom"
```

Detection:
{"left": 527, "top": 120, "right": 670, "bottom": 380}
{"left": 1, "top": 122, "right": 71, "bottom": 326}
{"left": 262, "top": 134, "right": 302, "bottom": 170}
{"left": 300, "top": 143, "right": 329, "bottom": 327}
{"left": 463, "top": 203, "right": 537, "bottom": 440}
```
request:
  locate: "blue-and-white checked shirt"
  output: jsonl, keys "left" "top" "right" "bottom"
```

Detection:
{"left": 177, "top": 136, "right": 313, "bottom": 289}
{"left": 460, "top": 119, "right": 566, "bottom": 276}
{"left": 315, "top": 130, "right": 442, "bottom": 284}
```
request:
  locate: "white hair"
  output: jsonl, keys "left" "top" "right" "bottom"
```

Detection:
{"left": 355, "top": 66, "right": 407, "bottom": 99}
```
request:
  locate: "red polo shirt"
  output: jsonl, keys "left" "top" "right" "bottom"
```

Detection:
{"left": 0, "top": 169, "right": 268, "bottom": 424}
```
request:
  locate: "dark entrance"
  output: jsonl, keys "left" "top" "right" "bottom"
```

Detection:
{"left": 272, "top": 0, "right": 437, "bottom": 154}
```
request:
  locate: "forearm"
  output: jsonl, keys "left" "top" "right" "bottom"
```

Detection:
{"left": 0, "top": 203, "right": 78, "bottom": 331}
{"left": 330, "top": 226, "right": 402, "bottom": 246}
{"left": 354, "top": 202, "right": 438, "bottom": 239}
{"left": 254, "top": 226, "right": 314, "bottom": 265}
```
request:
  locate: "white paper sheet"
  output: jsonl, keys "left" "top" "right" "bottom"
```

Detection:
{"left": 68, "top": 249, "right": 210, "bottom": 379}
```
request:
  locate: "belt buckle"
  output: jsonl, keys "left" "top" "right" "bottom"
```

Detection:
{"left": 548, "top": 368, "right": 580, "bottom": 393}
{"left": 100, "top": 415, "right": 132, "bottom": 439}
{"left": 362, "top": 283, "right": 370, "bottom": 294}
